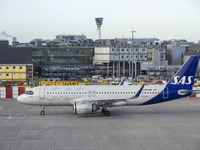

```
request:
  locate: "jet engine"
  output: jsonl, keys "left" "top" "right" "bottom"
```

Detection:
{"left": 74, "top": 102, "right": 98, "bottom": 115}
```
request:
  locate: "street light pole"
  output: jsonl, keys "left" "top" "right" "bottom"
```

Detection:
{"left": 131, "top": 28, "right": 136, "bottom": 80}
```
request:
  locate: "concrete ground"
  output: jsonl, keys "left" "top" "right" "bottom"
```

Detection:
{"left": 0, "top": 99, "right": 200, "bottom": 150}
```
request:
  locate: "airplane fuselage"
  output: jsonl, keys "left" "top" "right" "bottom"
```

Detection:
{"left": 18, "top": 85, "right": 165, "bottom": 106}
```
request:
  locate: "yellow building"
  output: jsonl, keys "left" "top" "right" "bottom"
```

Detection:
{"left": 0, "top": 64, "right": 33, "bottom": 81}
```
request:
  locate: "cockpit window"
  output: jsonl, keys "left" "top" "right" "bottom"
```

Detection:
{"left": 25, "top": 91, "right": 34, "bottom": 95}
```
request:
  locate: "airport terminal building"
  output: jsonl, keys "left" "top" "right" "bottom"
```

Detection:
{"left": 0, "top": 39, "right": 199, "bottom": 81}
{"left": 0, "top": 40, "right": 33, "bottom": 81}
{"left": 94, "top": 46, "right": 168, "bottom": 78}
{"left": 0, "top": 40, "right": 95, "bottom": 80}
{"left": 32, "top": 46, "right": 94, "bottom": 80}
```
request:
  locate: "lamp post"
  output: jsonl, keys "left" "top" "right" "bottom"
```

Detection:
{"left": 131, "top": 29, "right": 136, "bottom": 80}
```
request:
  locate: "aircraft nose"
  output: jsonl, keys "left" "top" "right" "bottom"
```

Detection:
{"left": 17, "top": 95, "right": 24, "bottom": 103}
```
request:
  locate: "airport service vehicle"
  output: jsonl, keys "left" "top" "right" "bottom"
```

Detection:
{"left": 17, "top": 56, "right": 200, "bottom": 116}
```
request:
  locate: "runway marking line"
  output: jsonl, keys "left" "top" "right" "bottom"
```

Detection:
{"left": 0, "top": 114, "right": 25, "bottom": 119}
{"left": 7, "top": 115, "right": 13, "bottom": 119}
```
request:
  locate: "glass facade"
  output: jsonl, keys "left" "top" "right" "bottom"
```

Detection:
{"left": 32, "top": 47, "right": 94, "bottom": 80}
{"left": 32, "top": 47, "right": 94, "bottom": 66}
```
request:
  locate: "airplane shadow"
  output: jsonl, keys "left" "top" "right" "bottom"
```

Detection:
{"left": 43, "top": 109, "right": 200, "bottom": 118}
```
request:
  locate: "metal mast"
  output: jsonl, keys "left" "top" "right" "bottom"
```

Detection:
{"left": 131, "top": 28, "right": 136, "bottom": 79}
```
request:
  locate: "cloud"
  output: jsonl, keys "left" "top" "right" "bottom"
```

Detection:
{"left": 0, "top": 31, "right": 13, "bottom": 38}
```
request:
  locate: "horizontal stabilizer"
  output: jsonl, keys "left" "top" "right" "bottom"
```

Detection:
{"left": 178, "top": 90, "right": 200, "bottom": 96}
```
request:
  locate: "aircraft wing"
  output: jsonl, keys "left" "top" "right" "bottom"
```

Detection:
{"left": 78, "top": 97, "right": 126, "bottom": 103}
{"left": 74, "top": 85, "right": 145, "bottom": 105}
{"left": 191, "top": 90, "right": 200, "bottom": 95}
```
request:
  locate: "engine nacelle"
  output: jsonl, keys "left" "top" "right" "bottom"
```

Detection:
{"left": 74, "top": 102, "right": 98, "bottom": 115}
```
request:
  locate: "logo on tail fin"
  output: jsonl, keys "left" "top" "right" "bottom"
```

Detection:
{"left": 171, "top": 76, "right": 193, "bottom": 85}
{"left": 167, "top": 56, "right": 200, "bottom": 87}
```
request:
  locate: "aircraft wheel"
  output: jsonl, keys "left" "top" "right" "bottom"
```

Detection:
{"left": 104, "top": 110, "right": 110, "bottom": 117}
{"left": 40, "top": 111, "right": 45, "bottom": 115}
{"left": 102, "top": 109, "right": 106, "bottom": 113}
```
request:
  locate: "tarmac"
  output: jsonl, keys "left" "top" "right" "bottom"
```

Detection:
{"left": 0, "top": 98, "right": 200, "bottom": 150}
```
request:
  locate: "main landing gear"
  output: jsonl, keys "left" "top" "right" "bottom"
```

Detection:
{"left": 102, "top": 109, "right": 110, "bottom": 117}
{"left": 40, "top": 106, "right": 45, "bottom": 115}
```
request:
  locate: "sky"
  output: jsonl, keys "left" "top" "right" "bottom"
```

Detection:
{"left": 0, "top": 0, "right": 200, "bottom": 43}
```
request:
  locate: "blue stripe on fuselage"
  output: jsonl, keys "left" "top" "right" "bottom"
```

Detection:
{"left": 141, "top": 88, "right": 192, "bottom": 105}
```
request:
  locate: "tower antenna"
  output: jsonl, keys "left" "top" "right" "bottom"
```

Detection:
{"left": 131, "top": 28, "right": 136, "bottom": 45}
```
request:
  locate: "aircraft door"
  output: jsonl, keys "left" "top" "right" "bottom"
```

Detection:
{"left": 163, "top": 87, "right": 168, "bottom": 98}
{"left": 39, "top": 88, "right": 45, "bottom": 99}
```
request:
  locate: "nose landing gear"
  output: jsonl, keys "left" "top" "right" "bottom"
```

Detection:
{"left": 40, "top": 106, "right": 45, "bottom": 115}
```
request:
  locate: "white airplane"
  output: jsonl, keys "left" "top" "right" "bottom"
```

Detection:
{"left": 17, "top": 56, "right": 200, "bottom": 116}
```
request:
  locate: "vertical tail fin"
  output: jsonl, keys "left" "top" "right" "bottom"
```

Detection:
{"left": 142, "top": 56, "right": 200, "bottom": 105}
{"left": 167, "top": 56, "right": 200, "bottom": 89}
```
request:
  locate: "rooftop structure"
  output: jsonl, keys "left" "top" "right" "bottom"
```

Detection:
{"left": 56, "top": 35, "right": 87, "bottom": 42}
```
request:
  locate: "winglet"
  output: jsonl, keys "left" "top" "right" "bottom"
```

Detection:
{"left": 135, "top": 85, "right": 144, "bottom": 97}
{"left": 130, "top": 85, "right": 144, "bottom": 99}
{"left": 119, "top": 79, "right": 125, "bottom": 86}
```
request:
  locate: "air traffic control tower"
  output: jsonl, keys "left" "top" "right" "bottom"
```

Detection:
{"left": 95, "top": 18, "right": 103, "bottom": 40}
